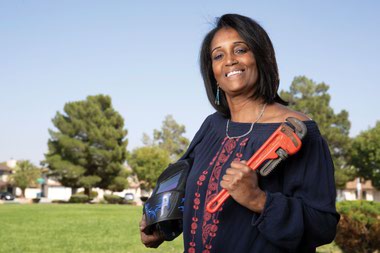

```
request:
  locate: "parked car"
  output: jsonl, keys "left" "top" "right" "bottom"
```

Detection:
{"left": 124, "top": 193, "right": 134, "bottom": 201}
{"left": 0, "top": 192, "right": 15, "bottom": 201}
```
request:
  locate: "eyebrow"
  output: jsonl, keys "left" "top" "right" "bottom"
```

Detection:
{"left": 211, "top": 41, "right": 248, "bottom": 54}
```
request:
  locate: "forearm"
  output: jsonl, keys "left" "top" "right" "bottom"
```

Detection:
{"left": 252, "top": 191, "right": 339, "bottom": 251}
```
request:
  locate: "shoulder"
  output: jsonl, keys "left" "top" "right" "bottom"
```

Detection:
{"left": 206, "top": 111, "right": 227, "bottom": 124}
{"left": 261, "top": 103, "right": 311, "bottom": 123}
{"left": 196, "top": 112, "right": 225, "bottom": 131}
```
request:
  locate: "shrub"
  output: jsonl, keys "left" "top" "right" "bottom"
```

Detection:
{"left": 335, "top": 201, "right": 380, "bottom": 253}
{"left": 51, "top": 200, "right": 68, "bottom": 204}
{"left": 69, "top": 194, "right": 90, "bottom": 203}
{"left": 103, "top": 194, "right": 124, "bottom": 204}
{"left": 77, "top": 190, "right": 98, "bottom": 199}
{"left": 98, "top": 199, "right": 108, "bottom": 204}
{"left": 32, "top": 198, "right": 40, "bottom": 203}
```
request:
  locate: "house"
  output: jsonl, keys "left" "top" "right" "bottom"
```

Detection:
{"left": 338, "top": 177, "right": 380, "bottom": 201}
{"left": 0, "top": 159, "right": 145, "bottom": 204}
{"left": 0, "top": 160, "right": 16, "bottom": 193}
{"left": 41, "top": 177, "right": 72, "bottom": 201}
{"left": 38, "top": 163, "right": 146, "bottom": 204}
{"left": 0, "top": 159, "right": 63, "bottom": 199}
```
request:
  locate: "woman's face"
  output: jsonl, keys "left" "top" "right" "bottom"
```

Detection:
{"left": 210, "top": 27, "right": 258, "bottom": 98}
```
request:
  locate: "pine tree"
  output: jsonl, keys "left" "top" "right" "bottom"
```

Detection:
{"left": 280, "top": 76, "right": 355, "bottom": 188}
{"left": 44, "top": 95, "right": 128, "bottom": 195}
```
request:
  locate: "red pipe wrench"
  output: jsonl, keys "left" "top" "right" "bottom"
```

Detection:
{"left": 206, "top": 117, "right": 307, "bottom": 213}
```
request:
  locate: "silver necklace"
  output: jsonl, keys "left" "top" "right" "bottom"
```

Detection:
{"left": 226, "top": 103, "right": 267, "bottom": 139}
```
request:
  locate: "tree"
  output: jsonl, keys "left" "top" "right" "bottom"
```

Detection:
{"left": 10, "top": 160, "right": 41, "bottom": 198}
{"left": 107, "top": 168, "right": 130, "bottom": 193}
{"left": 350, "top": 121, "right": 380, "bottom": 189}
{"left": 44, "top": 95, "right": 128, "bottom": 196}
{"left": 143, "top": 115, "right": 189, "bottom": 161}
{"left": 280, "top": 76, "right": 355, "bottom": 188}
{"left": 128, "top": 146, "right": 171, "bottom": 191}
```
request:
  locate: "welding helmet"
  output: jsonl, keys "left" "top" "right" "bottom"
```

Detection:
{"left": 143, "top": 158, "right": 193, "bottom": 241}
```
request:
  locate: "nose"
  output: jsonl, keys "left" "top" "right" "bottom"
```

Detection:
{"left": 225, "top": 54, "right": 238, "bottom": 66}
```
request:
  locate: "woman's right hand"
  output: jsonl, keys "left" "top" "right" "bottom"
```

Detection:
{"left": 139, "top": 214, "right": 165, "bottom": 248}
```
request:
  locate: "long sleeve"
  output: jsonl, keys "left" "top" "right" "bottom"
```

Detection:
{"left": 182, "top": 115, "right": 339, "bottom": 253}
{"left": 252, "top": 130, "right": 340, "bottom": 252}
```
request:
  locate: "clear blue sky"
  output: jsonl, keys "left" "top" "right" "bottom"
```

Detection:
{"left": 1, "top": 1, "right": 379, "bottom": 165}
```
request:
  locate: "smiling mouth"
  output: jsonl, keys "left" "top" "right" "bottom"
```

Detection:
{"left": 225, "top": 69, "right": 245, "bottom": 77}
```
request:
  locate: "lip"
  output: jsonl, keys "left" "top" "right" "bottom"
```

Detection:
{"left": 225, "top": 68, "right": 245, "bottom": 78}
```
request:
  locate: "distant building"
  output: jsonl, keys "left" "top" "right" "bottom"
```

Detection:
{"left": 0, "top": 159, "right": 44, "bottom": 198}
{"left": 0, "top": 159, "right": 16, "bottom": 193}
{"left": 0, "top": 159, "right": 144, "bottom": 205}
{"left": 338, "top": 177, "right": 380, "bottom": 201}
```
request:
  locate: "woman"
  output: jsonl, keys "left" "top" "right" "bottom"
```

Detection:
{"left": 140, "top": 13, "right": 339, "bottom": 253}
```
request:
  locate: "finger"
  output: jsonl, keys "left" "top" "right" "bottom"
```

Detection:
{"left": 142, "top": 230, "right": 164, "bottom": 247}
{"left": 140, "top": 215, "right": 147, "bottom": 230}
{"left": 230, "top": 160, "right": 247, "bottom": 168}
{"left": 220, "top": 180, "right": 228, "bottom": 190}
{"left": 225, "top": 167, "right": 238, "bottom": 175}
{"left": 141, "top": 232, "right": 160, "bottom": 244}
{"left": 222, "top": 174, "right": 233, "bottom": 182}
{"left": 230, "top": 161, "right": 250, "bottom": 173}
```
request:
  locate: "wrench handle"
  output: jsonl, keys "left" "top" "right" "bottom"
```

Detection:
{"left": 206, "top": 118, "right": 306, "bottom": 214}
{"left": 206, "top": 189, "right": 230, "bottom": 213}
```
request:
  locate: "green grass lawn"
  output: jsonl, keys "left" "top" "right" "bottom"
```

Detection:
{"left": 0, "top": 204, "right": 182, "bottom": 253}
{"left": 0, "top": 204, "right": 341, "bottom": 253}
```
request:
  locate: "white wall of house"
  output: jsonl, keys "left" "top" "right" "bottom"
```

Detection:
{"left": 342, "top": 190, "right": 356, "bottom": 201}
{"left": 0, "top": 174, "right": 9, "bottom": 182}
{"left": 46, "top": 186, "right": 72, "bottom": 201}
{"left": 15, "top": 187, "right": 41, "bottom": 198}
{"left": 25, "top": 188, "right": 41, "bottom": 199}
{"left": 340, "top": 189, "right": 378, "bottom": 201}
{"left": 365, "top": 190, "right": 374, "bottom": 201}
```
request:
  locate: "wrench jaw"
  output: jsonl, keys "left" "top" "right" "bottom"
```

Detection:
{"left": 259, "top": 149, "right": 288, "bottom": 176}
{"left": 207, "top": 118, "right": 308, "bottom": 213}
{"left": 286, "top": 117, "right": 307, "bottom": 140}
{"left": 259, "top": 118, "right": 307, "bottom": 177}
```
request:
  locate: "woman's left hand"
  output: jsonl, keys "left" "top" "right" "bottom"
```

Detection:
{"left": 220, "top": 160, "right": 267, "bottom": 213}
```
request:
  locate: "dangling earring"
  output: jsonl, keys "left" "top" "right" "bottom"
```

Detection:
{"left": 215, "top": 84, "right": 220, "bottom": 105}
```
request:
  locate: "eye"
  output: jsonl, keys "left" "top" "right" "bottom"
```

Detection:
{"left": 235, "top": 48, "right": 248, "bottom": 54}
{"left": 212, "top": 53, "right": 223, "bottom": 61}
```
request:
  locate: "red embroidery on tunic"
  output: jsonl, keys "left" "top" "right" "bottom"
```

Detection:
{"left": 188, "top": 137, "right": 249, "bottom": 252}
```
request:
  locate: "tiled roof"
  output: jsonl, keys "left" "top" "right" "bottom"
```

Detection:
{"left": 0, "top": 164, "right": 12, "bottom": 172}
{"left": 345, "top": 179, "right": 374, "bottom": 190}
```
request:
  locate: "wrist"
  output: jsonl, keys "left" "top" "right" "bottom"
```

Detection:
{"left": 248, "top": 190, "right": 266, "bottom": 213}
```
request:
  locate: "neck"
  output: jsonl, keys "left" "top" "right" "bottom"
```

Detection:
{"left": 227, "top": 97, "right": 265, "bottom": 123}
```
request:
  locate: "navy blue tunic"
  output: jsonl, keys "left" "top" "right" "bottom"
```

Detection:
{"left": 180, "top": 112, "right": 339, "bottom": 253}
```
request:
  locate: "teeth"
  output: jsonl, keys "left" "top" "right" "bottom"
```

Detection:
{"left": 226, "top": 70, "right": 243, "bottom": 77}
